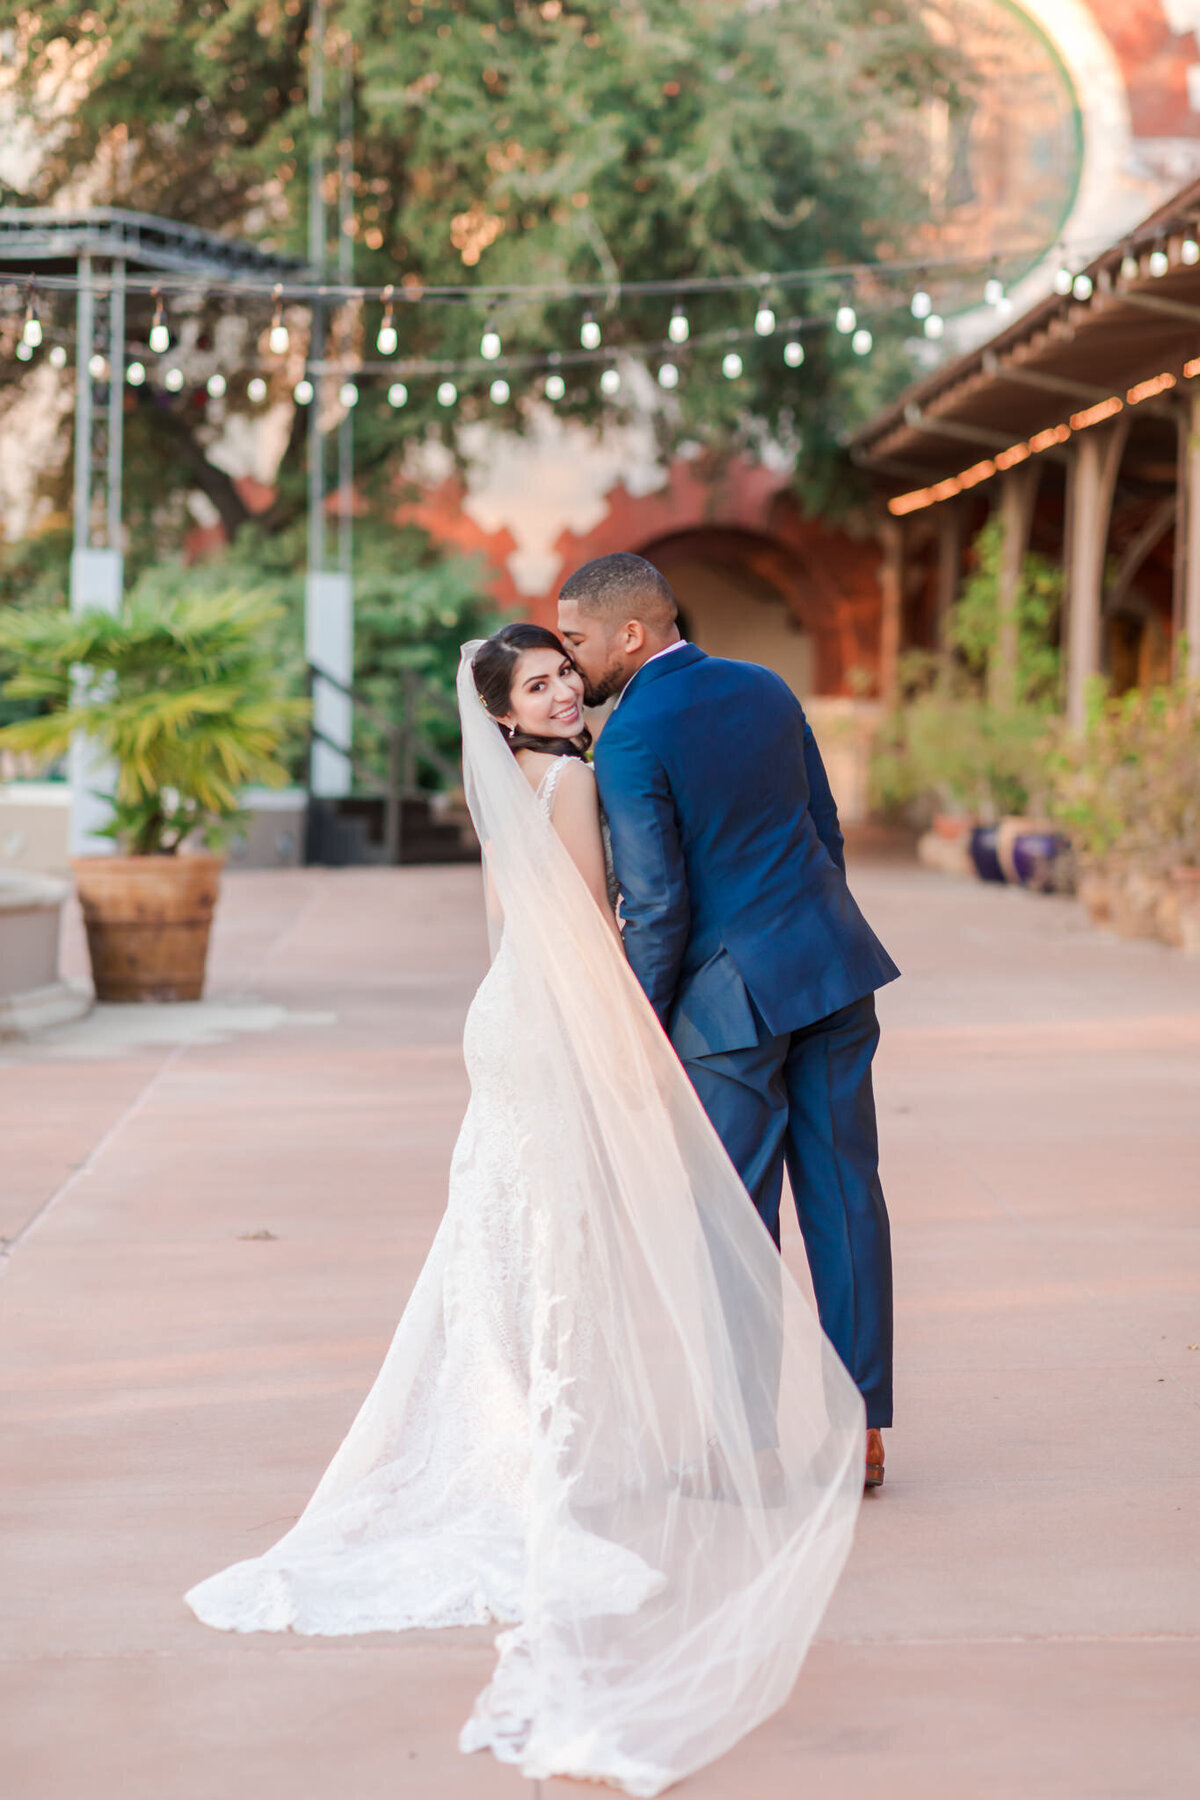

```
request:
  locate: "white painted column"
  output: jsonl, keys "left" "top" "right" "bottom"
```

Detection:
{"left": 306, "top": 570, "right": 354, "bottom": 797}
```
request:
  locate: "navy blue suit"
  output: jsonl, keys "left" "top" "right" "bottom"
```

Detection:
{"left": 594, "top": 644, "right": 898, "bottom": 1428}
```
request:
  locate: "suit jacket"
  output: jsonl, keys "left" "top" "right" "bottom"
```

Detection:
{"left": 593, "top": 644, "right": 899, "bottom": 1056}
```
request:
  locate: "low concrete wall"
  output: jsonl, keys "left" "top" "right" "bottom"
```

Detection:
{"left": 0, "top": 783, "right": 306, "bottom": 874}
{"left": 0, "top": 870, "right": 90, "bottom": 1037}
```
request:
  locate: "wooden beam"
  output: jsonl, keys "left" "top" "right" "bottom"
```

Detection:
{"left": 1066, "top": 416, "right": 1131, "bottom": 730}
{"left": 990, "top": 463, "right": 1041, "bottom": 710}
{"left": 933, "top": 497, "right": 965, "bottom": 650}
{"left": 1184, "top": 386, "right": 1200, "bottom": 678}
{"left": 879, "top": 518, "right": 904, "bottom": 706}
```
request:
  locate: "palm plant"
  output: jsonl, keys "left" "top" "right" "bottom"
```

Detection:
{"left": 0, "top": 590, "right": 309, "bottom": 855}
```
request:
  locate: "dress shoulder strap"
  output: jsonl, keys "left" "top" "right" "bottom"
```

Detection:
{"left": 536, "top": 755, "right": 580, "bottom": 818}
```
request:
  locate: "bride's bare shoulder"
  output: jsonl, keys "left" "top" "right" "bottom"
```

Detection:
{"left": 514, "top": 749, "right": 561, "bottom": 791}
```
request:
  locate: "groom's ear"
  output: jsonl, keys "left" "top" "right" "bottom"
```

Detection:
{"left": 623, "top": 618, "right": 647, "bottom": 655}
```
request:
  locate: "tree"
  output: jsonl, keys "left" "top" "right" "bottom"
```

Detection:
{"left": 1, "top": 0, "right": 960, "bottom": 550}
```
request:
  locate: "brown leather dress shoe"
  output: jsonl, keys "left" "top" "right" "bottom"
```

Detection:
{"left": 865, "top": 1428, "right": 885, "bottom": 1489}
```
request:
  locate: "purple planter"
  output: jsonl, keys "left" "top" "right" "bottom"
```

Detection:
{"left": 969, "top": 824, "right": 1006, "bottom": 883}
{"left": 1011, "top": 830, "right": 1067, "bottom": 893}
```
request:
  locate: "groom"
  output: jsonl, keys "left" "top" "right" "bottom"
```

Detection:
{"left": 558, "top": 553, "right": 899, "bottom": 1488}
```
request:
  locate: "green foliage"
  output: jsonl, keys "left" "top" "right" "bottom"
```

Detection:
{"left": 951, "top": 516, "right": 1063, "bottom": 706}
{"left": 0, "top": 590, "right": 309, "bottom": 854}
{"left": 3, "top": 1, "right": 962, "bottom": 520}
{"left": 1045, "top": 674, "right": 1200, "bottom": 874}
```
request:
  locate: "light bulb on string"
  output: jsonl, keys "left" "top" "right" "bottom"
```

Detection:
{"left": 668, "top": 303, "right": 689, "bottom": 344}
{"left": 783, "top": 340, "right": 804, "bottom": 367}
{"left": 149, "top": 293, "right": 170, "bottom": 355}
{"left": 580, "top": 312, "right": 601, "bottom": 350}
{"left": 339, "top": 381, "right": 359, "bottom": 408}
{"left": 480, "top": 315, "right": 502, "bottom": 361}
{"left": 165, "top": 367, "right": 184, "bottom": 392}
{"left": 545, "top": 372, "right": 566, "bottom": 401}
{"left": 21, "top": 300, "right": 42, "bottom": 349}
{"left": 377, "top": 285, "right": 398, "bottom": 355}
{"left": 657, "top": 362, "right": 679, "bottom": 390}
{"left": 910, "top": 286, "right": 932, "bottom": 320}
{"left": 599, "top": 367, "right": 621, "bottom": 397}
{"left": 1183, "top": 236, "right": 1200, "bottom": 266}
{"left": 88, "top": 353, "right": 108, "bottom": 380}
{"left": 15, "top": 341, "right": 32, "bottom": 362}
{"left": 207, "top": 372, "right": 227, "bottom": 398}
{"left": 248, "top": 377, "right": 268, "bottom": 403}
{"left": 49, "top": 345, "right": 67, "bottom": 369}
{"left": 1072, "top": 273, "right": 1093, "bottom": 301}
{"left": 851, "top": 328, "right": 872, "bottom": 355}
{"left": 489, "top": 377, "right": 510, "bottom": 403}
{"left": 835, "top": 305, "right": 856, "bottom": 335}
{"left": 754, "top": 299, "right": 776, "bottom": 336}
{"left": 984, "top": 276, "right": 1004, "bottom": 307}
{"left": 387, "top": 382, "right": 408, "bottom": 408}
{"left": 1149, "top": 246, "right": 1169, "bottom": 277}
{"left": 437, "top": 380, "right": 457, "bottom": 407}
{"left": 923, "top": 314, "right": 944, "bottom": 340}
{"left": 1120, "top": 252, "right": 1140, "bottom": 281}
{"left": 293, "top": 377, "right": 314, "bottom": 404}
{"left": 722, "top": 350, "right": 743, "bottom": 379}
{"left": 126, "top": 361, "right": 146, "bottom": 386}
{"left": 1053, "top": 264, "right": 1073, "bottom": 296}
{"left": 268, "top": 285, "right": 290, "bottom": 354}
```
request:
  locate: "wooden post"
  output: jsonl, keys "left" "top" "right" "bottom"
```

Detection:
{"left": 1065, "top": 417, "right": 1129, "bottom": 731}
{"left": 1183, "top": 385, "right": 1200, "bottom": 678}
{"left": 990, "top": 463, "right": 1041, "bottom": 710}
{"left": 879, "top": 518, "right": 904, "bottom": 705}
{"left": 933, "top": 498, "right": 964, "bottom": 650}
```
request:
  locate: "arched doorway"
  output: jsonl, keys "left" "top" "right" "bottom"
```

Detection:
{"left": 639, "top": 528, "right": 814, "bottom": 698}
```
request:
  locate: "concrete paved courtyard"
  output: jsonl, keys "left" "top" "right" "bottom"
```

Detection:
{"left": 2, "top": 859, "right": 1198, "bottom": 1798}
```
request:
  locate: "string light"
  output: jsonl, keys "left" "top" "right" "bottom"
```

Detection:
{"left": 599, "top": 367, "right": 621, "bottom": 396}
{"left": 247, "top": 376, "right": 268, "bottom": 403}
{"left": 783, "top": 340, "right": 804, "bottom": 367}
{"left": 1072, "top": 274, "right": 1093, "bottom": 300}
{"left": 924, "top": 314, "right": 944, "bottom": 340}
{"left": 88, "top": 353, "right": 108, "bottom": 379}
{"left": 1183, "top": 237, "right": 1200, "bottom": 266}
{"left": 293, "top": 377, "right": 314, "bottom": 404}
{"left": 165, "top": 367, "right": 184, "bottom": 392}
{"left": 851, "top": 328, "right": 872, "bottom": 355}
{"left": 1120, "top": 252, "right": 1140, "bottom": 280}
{"left": 657, "top": 362, "right": 679, "bottom": 389}
{"left": 722, "top": 350, "right": 743, "bottom": 378}
{"left": 49, "top": 344, "right": 67, "bottom": 369}
{"left": 339, "top": 380, "right": 359, "bottom": 407}
{"left": 149, "top": 293, "right": 170, "bottom": 354}
{"left": 377, "top": 285, "right": 398, "bottom": 355}
{"left": 1053, "top": 264, "right": 1073, "bottom": 295}
{"left": 544, "top": 372, "right": 566, "bottom": 401}
{"left": 753, "top": 299, "right": 775, "bottom": 336}
{"left": 668, "top": 303, "right": 689, "bottom": 344}
{"left": 910, "top": 286, "right": 932, "bottom": 320}
{"left": 206, "top": 372, "right": 226, "bottom": 397}
{"left": 437, "top": 380, "right": 457, "bottom": 406}
{"left": 580, "top": 312, "right": 601, "bottom": 350}
{"left": 387, "top": 381, "right": 408, "bottom": 407}
{"left": 489, "top": 377, "right": 510, "bottom": 402}
{"left": 15, "top": 341, "right": 31, "bottom": 362}
{"left": 1149, "top": 246, "right": 1169, "bottom": 278}
{"left": 480, "top": 314, "right": 502, "bottom": 360}
{"left": 126, "top": 360, "right": 146, "bottom": 386}
{"left": 984, "top": 276, "right": 1004, "bottom": 306}
{"left": 835, "top": 305, "right": 856, "bottom": 334}
{"left": 21, "top": 299, "right": 41, "bottom": 348}
{"left": 268, "top": 285, "right": 290, "bottom": 354}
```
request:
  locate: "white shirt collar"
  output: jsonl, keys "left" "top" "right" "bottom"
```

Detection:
{"left": 612, "top": 638, "right": 688, "bottom": 711}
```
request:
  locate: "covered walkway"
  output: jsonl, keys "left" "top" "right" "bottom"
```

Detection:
{"left": 2, "top": 863, "right": 1198, "bottom": 1797}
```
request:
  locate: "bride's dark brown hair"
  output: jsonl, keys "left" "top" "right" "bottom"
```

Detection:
{"left": 472, "top": 623, "right": 591, "bottom": 760}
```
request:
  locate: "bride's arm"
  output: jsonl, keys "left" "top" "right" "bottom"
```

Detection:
{"left": 550, "top": 761, "right": 622, "bottom": 941}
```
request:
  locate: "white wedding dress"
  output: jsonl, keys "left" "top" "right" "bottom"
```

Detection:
{"left": 185, "top": 647, "right": 864, "bottom": 1796}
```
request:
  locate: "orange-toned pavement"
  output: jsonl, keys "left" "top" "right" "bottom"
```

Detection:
{"left": 2, "top": 863, "right": 1198, "bottom": 1799}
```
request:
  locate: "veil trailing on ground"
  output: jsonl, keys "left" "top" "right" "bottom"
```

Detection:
{"left": 185, "top": 642, "right": 863, "bottom": 1799}
{"left": 451, "top": 643, "right": 864, "bottom": 1791}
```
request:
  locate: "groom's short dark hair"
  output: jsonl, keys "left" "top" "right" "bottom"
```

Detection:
{"left": 559, "top": 553, "right": 678, "bottom": 631}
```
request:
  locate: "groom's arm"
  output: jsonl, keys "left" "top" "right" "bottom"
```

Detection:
{"left": 800, "top": 709, "right": 846, "bottom": 875}
{"left": 594, "top": 729, "right": 689, "bottom": 1029}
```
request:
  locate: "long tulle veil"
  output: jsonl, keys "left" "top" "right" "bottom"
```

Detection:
{"left": 452, "top": 643, "right": 864, "bottom": 1793}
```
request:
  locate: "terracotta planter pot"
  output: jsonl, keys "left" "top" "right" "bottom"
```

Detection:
{"left": 70, "top": 854, "right": 223, "bottom": 1002}
{"left": 1171, "top": 866, "right": 1200, "bottom": 957}
{"left": 917, "top": 813, "right": 975, "bottom": 878}
{"left": 1110, "top": 864, "right": 1167, "bottom": 942}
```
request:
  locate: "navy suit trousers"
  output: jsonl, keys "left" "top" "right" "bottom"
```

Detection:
{"left": 682, "top": 994, "right": 894, "bottom": 1430}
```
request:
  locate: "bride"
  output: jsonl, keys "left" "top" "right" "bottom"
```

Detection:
{"left": 185, "top": 624, "right": 864, "bottom": 1796}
